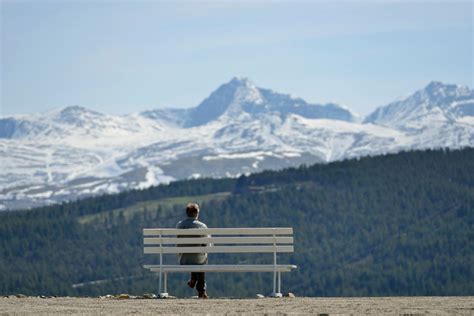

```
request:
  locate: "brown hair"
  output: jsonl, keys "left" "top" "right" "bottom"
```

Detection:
{"left": 186, "top": 203, "right": 200, "bottom": 217}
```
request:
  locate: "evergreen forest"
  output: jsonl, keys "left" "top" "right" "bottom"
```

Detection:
{"left": 0, "top": 148, "right": 473, "bottom": 297}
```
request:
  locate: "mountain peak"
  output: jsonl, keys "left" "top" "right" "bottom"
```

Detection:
{"left": 230, "top": 76, "right": 252, "bottom": 84}
{"left": 225, "top": 77, "right": 259, "bottom": 93}
{"left": 58, "top": 105, "right": 95, "bottom": 116}
{"left": 46, "top": 105, "right": 97, "bottom": 117}
{"left": 425, "top": 81, "right": 444, "bottom": 90}
{"left": 52, "top": 105, "right": 105, "bottom": 126}
{"left": 365, "top": 81, "right": 473, "bottom": 128}
{"left": 181, "top": 77, "right": 358, "bottom": 126}
{"left": 423, "top": 81, "right": 455, "bottom": 96}
{"left": 226, "top": 77, "right": 261, "bottom": 92}
{"left": 184, "top": 77, "right": 262, "bottom": 127}
{"left": 422, "top": 81, "right": 471, "bottom": 99}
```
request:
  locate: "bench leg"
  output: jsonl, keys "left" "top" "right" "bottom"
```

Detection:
{"left": 158, "top": 270, "right": 162, "bottom": 295}
{"left": 159, "top": 272, "right": 169, "bottom": 298}
{"left": 270, "top": 234, "right": 283, "bottom": 298}
{"left": 278, "top": 271, "right": 281, "bottom": 294}
{"left": 164, "top": 272, "right": 168, "bottom": 293}
{"left": 270, "top": 271, "right": 283, "bottom": 298}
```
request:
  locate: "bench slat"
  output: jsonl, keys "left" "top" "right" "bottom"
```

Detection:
{"left": 143, "top": 227, "right": 293, "bottom": 236}
{"left": 144, "top": 236, "right": 294, "bottom": 245}
{"left": 143, "top": 264, "right": 297, "bottom": 273}
{"left": 144, "top": 245, "right": 294, "bottom": 254}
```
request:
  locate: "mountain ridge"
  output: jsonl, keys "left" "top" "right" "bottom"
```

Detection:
{"left": 139, "top": 77, "right": 359, "bottom": 128}
{"left": 2, "top": 79, "right": 471, "bottom": 132}
{"left": 0, "top": 78, "right": 472, "bottom": 210}
{"left": 364, "top": 81, "right": 474, "bottom": 130}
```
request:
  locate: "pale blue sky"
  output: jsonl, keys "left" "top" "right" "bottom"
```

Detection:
{"left": 1, "top": 1, "right": 473, "bottom": 117}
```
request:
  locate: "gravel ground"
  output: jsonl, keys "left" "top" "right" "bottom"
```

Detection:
{"left": 1, "top": 296, "right": 473, "bottom": 315}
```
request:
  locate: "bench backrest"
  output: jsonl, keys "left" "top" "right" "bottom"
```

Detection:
{"left": 143, "top": 227, "right": 294, "bottom": 254}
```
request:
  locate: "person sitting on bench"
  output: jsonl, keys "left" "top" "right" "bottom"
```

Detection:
{"left": 176, "top": 203, "right": 209, "bottom": 298}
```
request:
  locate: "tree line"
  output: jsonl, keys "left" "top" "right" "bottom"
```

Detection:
{"left": 0, "top": 148, "right": 472, "bottom": 297}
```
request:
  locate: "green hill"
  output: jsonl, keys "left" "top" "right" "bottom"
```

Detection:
{"left": 1, "top": 148, "right": 473, "bottom": 297}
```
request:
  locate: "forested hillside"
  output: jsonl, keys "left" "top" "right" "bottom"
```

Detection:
{"left": 1, "top": 148, "right": 473, "bottom": 297}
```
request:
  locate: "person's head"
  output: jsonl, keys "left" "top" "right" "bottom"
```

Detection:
{"left": 186, "top": 202, "right": 200, "bottom": 218}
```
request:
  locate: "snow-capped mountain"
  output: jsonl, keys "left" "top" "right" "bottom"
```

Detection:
{"left": 143, "top": 77, "right": 359, "bottom": 127}
{"left": 1, "top": 78, "right": 473, "bottom": 210}
{"left": 364, "top": 81, "right": 474, "bottom": 148}
{"left": 1, "top": 105, "right": 166, "bottom": 140}
{"left": 365, "top": 81, "right": 474, "bottom": 129}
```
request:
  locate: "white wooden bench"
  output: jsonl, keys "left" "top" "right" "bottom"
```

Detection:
{"left": 143, "top": 227, "right": 297, "bottom": 298}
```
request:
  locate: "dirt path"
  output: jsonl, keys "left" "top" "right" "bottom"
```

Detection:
{"left": 1, "top": 296, "right": 473, "bottom": 315}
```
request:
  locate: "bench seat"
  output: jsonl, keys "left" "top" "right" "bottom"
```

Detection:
{"left": 144, "top": 264, "right": 297, "bottom": 273}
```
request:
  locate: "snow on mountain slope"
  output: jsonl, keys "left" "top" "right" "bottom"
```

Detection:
{"left": 1, "top": 79, "right": 472, "bottom": 210}
{"left": 365, "top": 81, "right": 474, "bottom": 131}
{"left": 0, "top": 105, "right": 168, "bottom": 144}
{"left": 363, "top": 81, "right": 474, "bottom": 150}
{"left": 142, "top": 77, "right": 359, "bottom": 128}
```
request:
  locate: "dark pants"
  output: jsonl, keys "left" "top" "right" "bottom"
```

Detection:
{"left": 190, "top": 272, "right": 206, "bottom": 294}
